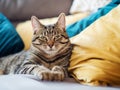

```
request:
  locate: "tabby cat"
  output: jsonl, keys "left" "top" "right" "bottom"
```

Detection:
{"left": 0, "top": 13, "right": 73, "bottom": 81}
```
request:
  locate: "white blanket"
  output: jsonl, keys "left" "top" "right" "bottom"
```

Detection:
{"left": 70, "top": 0, "right": 112, "bottom": 14}
{"left": 0, "top": 75, "right": 119, "bottom": 90}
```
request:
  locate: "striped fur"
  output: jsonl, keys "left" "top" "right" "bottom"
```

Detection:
{"left": 0, "top": 13, "right": 73, "bottom": 81}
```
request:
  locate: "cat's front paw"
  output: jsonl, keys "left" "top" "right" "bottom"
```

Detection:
{"left": 51, "top": 66, "right": 65, "bottom": 81}
{"left": 40, "top": 70, "right": 53, "bottom": 81}
{"left": 37, "top": 66, "right": 65, "bottom": 81}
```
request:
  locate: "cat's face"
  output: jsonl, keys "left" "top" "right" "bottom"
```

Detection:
{"left": 31, "top": 13, "right": 71, "bottom": 57}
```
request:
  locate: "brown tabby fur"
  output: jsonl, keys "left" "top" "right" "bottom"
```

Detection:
{"left": 0, "top": 13, "right": 73, "bottom": 81}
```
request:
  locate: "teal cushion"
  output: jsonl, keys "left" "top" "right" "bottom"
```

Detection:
{"left": 66, "top": 0, "right": 120, "bottom": 37}
{"left": 0, "top": 13, "right": 24, "bottom": 57}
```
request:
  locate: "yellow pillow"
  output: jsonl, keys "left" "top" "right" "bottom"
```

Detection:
{"left": 69, "top": 5, "right": 120, "bottom": 86}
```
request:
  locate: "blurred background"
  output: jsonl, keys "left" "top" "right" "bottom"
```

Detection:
{"left": 0, "top": 0, "right": 111, "bottom": 26}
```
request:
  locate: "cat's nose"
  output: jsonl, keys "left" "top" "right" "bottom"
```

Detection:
{"left": 47, "top": 41, "right": 54, "bottom": 48}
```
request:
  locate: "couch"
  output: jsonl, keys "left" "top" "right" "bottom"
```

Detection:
{"left": 0, "top": 0, "right": 72, "bottom": 26}
{"left": 0, "top": 0, "right": 120, "bottom": 90}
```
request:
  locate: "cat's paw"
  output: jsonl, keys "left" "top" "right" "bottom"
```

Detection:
{"left": 37, "top": 66, "right": 65, "bottom": 81}
{"left": 52, "top": 66, "right": 63, "bottom": 72}
{"left": 40, "top": 70, "right": 53, "bottom": 81}
{"left": 51, "top": 66, "right": 65, "bottom": 81}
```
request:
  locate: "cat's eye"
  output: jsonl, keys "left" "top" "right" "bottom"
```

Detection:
{"left": 39, "top": 36, "right": 47, "bottom": 41}
{"left": 54, "top": 35, "right": 61, "bottom": 41}
{"left": 60, "top": 38, "right": 69, "bottom": 44}
{"left": 59, "top": 35, "right": 69, "bottom": 44}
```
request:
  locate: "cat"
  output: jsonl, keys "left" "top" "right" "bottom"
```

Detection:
{"left": 0, "top": 13, "right": 73, "bottom": 81}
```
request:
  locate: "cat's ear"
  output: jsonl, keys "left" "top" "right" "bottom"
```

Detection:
{"left": 31, "top": 16, "right": 44, "bottom": 34}
{"left": 56, "top": 13, "right": 66, "bottom": 31}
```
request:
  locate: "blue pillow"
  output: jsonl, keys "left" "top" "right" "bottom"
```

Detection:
{"left": 66, "top": 0, "right": 120, "bottom": 38}
{"left": 0, "top": 13, "right": 24, "bottom": 57}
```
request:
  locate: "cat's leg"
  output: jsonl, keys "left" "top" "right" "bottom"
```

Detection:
{"left": 34, "top": 65, "right": 53, "bottom": 80}
{"left": 15, "top": 64, "right": 54, "bottom": 80}
{"left": 16, "top": 64, "right": 66, "bottom": 81}
{"left": 36, "top": 65, "right": 65, "bottom": 81}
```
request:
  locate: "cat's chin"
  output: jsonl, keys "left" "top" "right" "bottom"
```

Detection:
{"left": 44, "top": 50, "right": 57, "bottom": 55}
{"left": 44, "top": 49, "right": 63, "bottom": 58}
